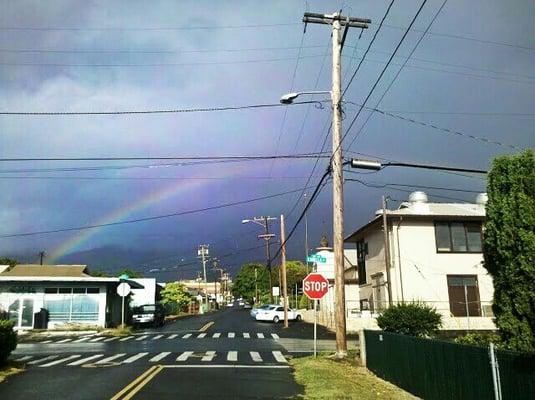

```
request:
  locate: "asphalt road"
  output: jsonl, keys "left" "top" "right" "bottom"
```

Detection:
{"left": 0, "top": 306, "right": 354, "bottom": 399}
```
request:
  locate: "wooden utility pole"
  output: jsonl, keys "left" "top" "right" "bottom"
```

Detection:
{"left": 280, "top": 214, "right": 289, "bottom": 328}
{"left": 303, "top": 11, "right": 370, "bottom": 359}
{"left": 382, "top": 195, "right": 393, "bottom": 307}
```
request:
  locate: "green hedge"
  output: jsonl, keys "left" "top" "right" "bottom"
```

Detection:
{"left": 0, "top": 320, "right": 17, "bottom": 365}
{"left": 377, "top": 302, "right": 442, "bottom": 337}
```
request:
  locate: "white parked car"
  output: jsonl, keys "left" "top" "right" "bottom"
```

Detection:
{"left": 253, "top": 305, "right": 302, "bottom": 323}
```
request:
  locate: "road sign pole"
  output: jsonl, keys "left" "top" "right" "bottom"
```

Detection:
{"left": 314, "top": 299, "right": 318, "bottom": 358}
{"left": 121, "top": 295, "right": 125, "bottom": 328}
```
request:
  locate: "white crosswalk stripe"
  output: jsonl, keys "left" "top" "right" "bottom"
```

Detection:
{"left": 122, "top": 352, "right": 148, "bottom": 364}
{"left": 104, "top": 337, "right": 119, "bottom": 342}
{"left": 72, "top": 337, "right": 91, "bottom": 343}
{"left": 257, "top": 333, "right": 265, "bottom": 339}
{"left": 55, "top": 338, "right": 73, "bottom": 343}
{"left": 14, "top": 356, "right": 33, "bottom": 362}
{"left": 272, "top": 351, "right": 287, "bottom": 363}
{"left": 149, "top": 352, "right": 171, "bottom": 362}
{"left": 197, "top": 333, "right": 206, "bottom": 338}
{"left": 135, "top": 335, "right": 148, "bottom": 341}
{"left": 243, "top": 332, "right": 250, "bottom": 338}
{"left": 40, "top": 355, "right": 81, "bottom": 367}
{"left": 89, "top": 337, "right": 105, "bottom": 342}
{"left": 67, "top": 354, "right": 104, "bottom": 366}
{"left": 271, "top": 333, "right": 280, "bottom": 339}
{"left": 182, "top": 333, "right": 192, "bottom": 339}
{"left": 177, "top": 351, "right": 194, "bottom": 361}
{"left": 152, "top": 335, "right": 164, "bottom": 340}
{"left": 202, "top": 351, "right": 216, "bottom": 362}
{"left": 167, "top": 334, "right": 178, "bottom": 339}
{"left": 250, "top": 351, "right": 262, "bottom": 362}
{"left": 28, "top": 355, "right": 59, "bottom": 365}
{"left": 119, "top": 336, "right": 133, "bottom": 342}
{"left": 212, "top": 333, "right": 221, "bottom": 338}
{"left": 227, "top": 351, "right": 238, "bottom": 362}
{"left": 95, "top": 353, "right": 126, "bottom": 364}
{"left": 228, "top": 332, "right": 235, "bottom": 338}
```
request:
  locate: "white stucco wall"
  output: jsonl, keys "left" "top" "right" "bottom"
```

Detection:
{"left": 129, "top": 278, "right": 157, "bottom": 307}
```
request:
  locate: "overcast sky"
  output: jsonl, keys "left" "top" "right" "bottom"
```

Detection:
{"left": 1, "top": 0, "right": 533, "bottom": 279}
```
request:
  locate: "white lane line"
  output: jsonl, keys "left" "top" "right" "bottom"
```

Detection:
{"left": 72, "top": 337, "right": 91, "bottom": 343}
{"left": 135, "top": 335, "right": 148, "bottom": 341}
{"left": 67, "top": 354, "right": 104, "bottom": 366}
{"left": 228, "top": 332, "right": 235, "bottom": 338}
{"left": 152, "top": 334, "right": 164, "bottom": 340}
{"left": 89, "top": 337, "right": 105, "bottom": 342}
{"left": 212, "top": 333, "right": 221, "bottom": 338}
{"left": 40, "top": 355, "right": 81, "bottom": 367}
{"left": 177, "top": 351, "right": 194, "bottom": 361}
{"left": 250, "top": 352, "right": 262, "bottom": 362}
{"left": 227, "top": 351, "right": 238, "bottom": 362}
{"left": 55, "top": 338, "right": 73, "bottom": 343}
{"left": 149, "top": 352, "right": 171, "bottom": 362}
{"left": 122, "top": 352, "right": 149, "bottom": 364}
{"left": 95, "top": 353, "right": 126, "bottom": 364}
{"left": 243, "top": 332, "right": 250, "bottom": 339}
{"left": 182, "top": 333, "right": 192, "bottom": 339}
{"left": 257, "top": 333, "right": 265, "bottom": 339}
{"left": 119, "top": 336, "right": 133, "bottom": 342}
{"left": 104, "top": 337, "right": 119, "bottom": 342}
{"left": 202, "top": 351, "right": 216, "bottom": 362}
{"left": 271, "top": 333, "right": 280, "bottom": 340}
{"left": 197, "top": 333, "right": 207, "bottom": 338}
{"left": 14, "top": 356, "right": 33, "bottom": 362}
{"left": 272, "top": 351, "right": 287, "bottom": 363}
{"left": 167, "top": 334, "right": 178, "bottom": 339}
{"left": 40, "top": 340, "right": 53, "bottom": 344}
{"left": 28, "top": 355, "right": 59, "bottom": 365}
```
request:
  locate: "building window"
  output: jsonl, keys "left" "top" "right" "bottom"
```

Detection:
{"left": 447, "top": 275, "right": 481, "bottom": 317}
{"left": 356, "top": 240, "right": 367, "bottom": 285}
{"left": 43, "top": 288, "right": 100, "bottom": 322}
{"left": 435, "top": 222, "right": 482, "bottom": 253}
{"left": 44, "top": 288, "right": 58, "bottom": 294}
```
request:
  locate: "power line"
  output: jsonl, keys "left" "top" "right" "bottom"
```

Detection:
{"left": 0, "top": 175, "right": 322, "bottom": 181}
{"left": 0, "top": 186, "right": 315, "bottom": 239}
{"left": 378, "top": 109, "right": 535, "bottom": 117}
{"left": 0, "top": 100, "right": 326, "bottom": 116}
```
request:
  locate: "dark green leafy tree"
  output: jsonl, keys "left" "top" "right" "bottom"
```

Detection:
{"left": 484, "top": 150, "right": 535, "bottom": 353}
{"left": 160, "top": 282, "right": 192, "bottom": 315}
{"left": 232, "top": 263, "right": 270, "bottom": 304}
{"left": 117, "top": 268, "right": 143, "bottom": 278}
{"left": 89, "top": 270, "right": 108, "bottom": 277}
{"left": 0, "top": 257, "right": 18, "bottom": 268}
{"left": 377, "top": 302, "right": 442, "bottom": 337}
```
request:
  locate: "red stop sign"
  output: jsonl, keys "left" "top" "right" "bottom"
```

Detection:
{"left": 302, "top": 273, "right": 329, "bottom": 300}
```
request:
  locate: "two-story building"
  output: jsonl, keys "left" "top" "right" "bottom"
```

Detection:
{"left": 345, "top": 191, "right": 495, "bottom": 331}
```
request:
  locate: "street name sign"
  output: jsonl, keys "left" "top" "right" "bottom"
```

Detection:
{"left": 306, "top": 253, "right": 327, "bottom": 263}
{"left": 302, "top": 273, "right": 329, "bottom": 300}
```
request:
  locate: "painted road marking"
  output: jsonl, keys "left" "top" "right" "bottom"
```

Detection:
{"left": 14, "top": 356, "right": 33, "bottom": 362}
{"left": 104, "top": 337, "right": 119, "bottom": 342}
{"left": 89, "top": 337, "right": 105, "bottom": 342}
{"left": 95, "top": 353, "right": 126, "bottom": 364}
{"left": 182, "top": 333, "right": 192, "bottom": 339}
{"left": 67, "top": 354, "right": 104, "bottom": 366}
{"left": 149, "top": 352, "right": 171, "bottom": 362}
{"left": 163, "top": 365, "right": 289, "bottom": 369}
{"left": 177, "top": 351, "right": 194, "bottom": 362}
{"left": 40, "top": 340, "right": 53, "bottom": 344}
{"left": 212, "top": 333, "right": 221, "bottom": 338}
{"left": 152, "top": 335, "right": 163, "bottom": 340}
{"left": 228, "top": 332, "right": 235, "bottom": 338}
{"left": 272, "top": 351, "right": 287, "bottom": 363}
{"left": 55, "top": 338, "right": 73, "bottom": 343}
{"left": 243, "top": 332, "right": 250, "bottom": 338}
{"left": 111, "top": 365, "right": 162, "bottom": 400}
{"left": 271, "top": 333, "right": 280, "bottom": 339}
{"left": 120, "top": 336, "right": 133, "bottom": 342}
{"left": 28, "top": 355, "right": 59, "bottom": 365}
{"left": 257, "top": 333, "right": 265, "bottom": 339}
{"left": 122, "top": 352, "right": 149, "bottom": 364}
{"left": 167, "top": 334, "right": 178, "bottom": 339}
{"left": 199, "top": 321, "right": 214, "bottom": 332}
{"left": 202, "top": 351, "right": 216, "bottom": 362}
{"left": 250, "top": 351, "right": 262, "bottom": 362}
{"left": 227, "top": 351, "right": 238, "bottom": 362}
{"left": 40, "top": 355, "right": 81, "bottom": 367}
{"left": 72, "top": 337, "right": 91, "bottom": 343}
{"left": 135, "top": 335, "right": 148, "bottom": 341}
{"left": 197, "top": 333, "right": 207, "bottom": 338}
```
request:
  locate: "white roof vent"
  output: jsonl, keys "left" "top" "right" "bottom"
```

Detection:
{"left": 408, "top": 191, "right": 428, "bottom": 203}
{"left": 476, "top": 193, "right": 488, "bottom": 205}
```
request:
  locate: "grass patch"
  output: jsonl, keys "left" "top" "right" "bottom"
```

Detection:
{"left": 289, "top": 355, "right": 417, "bottom": 400}
{"left": 0, "top": 361, "right": 25, "bottom": 384}
{"left": 100, "top": 326, "right": 133, "bottom": 337}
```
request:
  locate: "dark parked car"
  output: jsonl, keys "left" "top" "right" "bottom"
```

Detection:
{"left": 131, "top": 304, "right": 165, "bottom": 327}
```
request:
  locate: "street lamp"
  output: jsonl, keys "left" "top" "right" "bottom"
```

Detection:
{"left": 279, "top": 90, "right": 331, "bottom": 104}
{"left": 350, "top": 158, "right": 488, "bottom": 174}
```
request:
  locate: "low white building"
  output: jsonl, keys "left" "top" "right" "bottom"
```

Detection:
{"left": 344, "top": 191, "right": 495, "bottom": 331}
{"left": 0, "top": 264, "right": 140, "bottom": 330}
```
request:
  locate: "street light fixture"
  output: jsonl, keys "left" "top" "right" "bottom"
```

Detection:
{"left": 350, "top": 158, "right": 488, "bottom": 174}
{"left": 279, "top": 90, "right": 331, "bottom": 104}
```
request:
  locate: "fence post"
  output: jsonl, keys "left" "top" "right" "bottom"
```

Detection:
{"left": 359, "top": 329, "right": 367, "bottom": 367}
{"left": 489, "top": 343, "right": 502, "bottom": 400}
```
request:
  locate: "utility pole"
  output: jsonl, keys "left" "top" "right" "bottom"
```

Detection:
{"left": 382, "top": 196, "right": 393, "bottom": 307}
{"left": 303, "top": 11, "right": 370, "bottom": 359}
{"left": 280, "top": 214, "right": 289, "bottom": 328}
{"left": 304, "top": 193, "right": 310, "bottom": 273}
{"left": 198, "top": 244, "right": 209, "bottom": 311}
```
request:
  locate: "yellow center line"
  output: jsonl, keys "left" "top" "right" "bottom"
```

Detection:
{"left": 199, "top": 321, "right": 214, "bottom": 332}
{"left": 110, "top": 365, "right": 158, "bottom": 400}
{"left": 122, "top": 365, "right": 164, "bottom": 400}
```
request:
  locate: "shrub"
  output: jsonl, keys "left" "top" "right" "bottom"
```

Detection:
{"left": 455, "top": 332, "right": 502, "bottom": 347}
{"left": 0, "top": 320, "right": 17, "bottom": 365}
{"left": 298, "top": 294, "right": 309, "bottom": 310}
{"left": 377, "top": 302, "right": 442, "bottom": 337}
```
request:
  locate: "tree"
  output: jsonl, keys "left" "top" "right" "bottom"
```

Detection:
{"left": 484, "top": 150, "right": 535, "bottom": 353}
{"left": 0, "top": 257, "right": 18, "bottom": 268}
{"left": 273, "top": 260, "right": 308, "bottom": 289}
{"left": 117, "top": 268, "right": 143, "bottom": 278}
{"left": 89, "top": 270, "right": 108, "bottom": 277}
{"left": 232, "top": 263, "right": 270, "bottom": 304}
{"left": 160, "top": 282, "right": 192, "bottom": 314}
